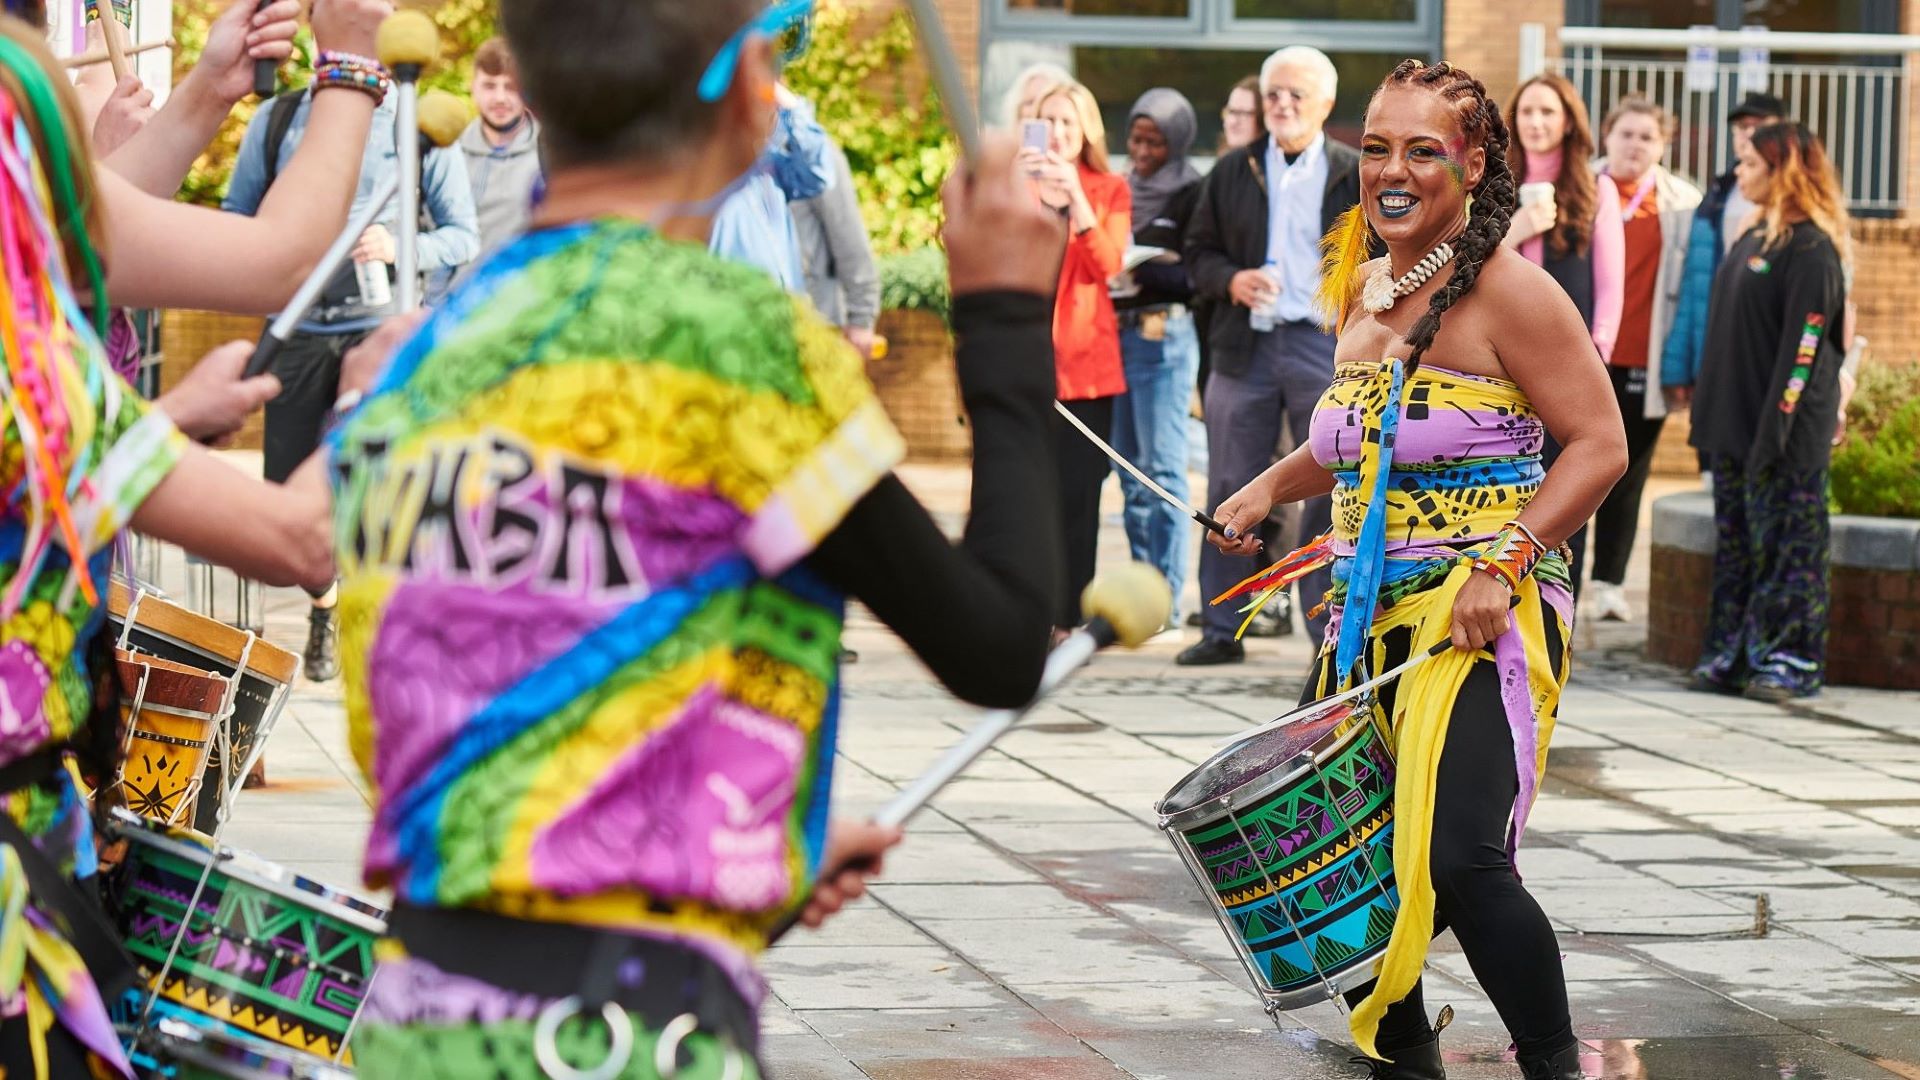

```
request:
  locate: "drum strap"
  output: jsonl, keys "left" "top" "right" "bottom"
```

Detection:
{"left": 0, "top": 749, "right": 139, "bottom": 1001}
{"left": 387, "top": 903, "right": 757, "bottom": 1051}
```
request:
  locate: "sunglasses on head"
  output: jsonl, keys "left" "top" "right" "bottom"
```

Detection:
{"left": 697, "top": 0, "right": 814, "bottom": 104}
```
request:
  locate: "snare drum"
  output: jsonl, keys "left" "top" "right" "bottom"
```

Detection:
{"left": 108, "top": 582, "right": 299, "bottom": 833}
{"left": 113, "top": 651, "right": 229, "bottom": 825}
{"left": 101, "top": 810, "right": 386, "bottom": 1064}
{"left": 133, "top": 1016, "right": 354, "bottom": 1079}
{"left": 1156, "top": 698, "right": 1398, "bottom": 1014}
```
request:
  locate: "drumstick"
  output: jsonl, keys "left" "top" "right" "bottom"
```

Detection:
{"left": 1212, "top": 595, "right": 1528, "bottom": 751}
{"left": 377, "top": 10, "right": 442, "bottom": 312}
{"left": 764, "top": 563, "right": 1172, "bottom": 945}
{"left": 86, "top": 0, "right": 132, "bottom": 81}
{"left": 900, "top": 0, "right": 979, "bottom": 162}
{"left": 1055, "top": 400, "right": 1229, "bottom": 537}
{"left": 62, "top": 37, "right": 173, "bottom": 68}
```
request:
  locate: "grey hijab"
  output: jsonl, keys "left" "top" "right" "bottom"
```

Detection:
{"left": 1126, "top": 88, "right": 1201, "bottom": 230}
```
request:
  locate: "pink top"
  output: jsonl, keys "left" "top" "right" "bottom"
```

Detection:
{"left": 1520, "top": 147, "right": 1625, "bottom": 361}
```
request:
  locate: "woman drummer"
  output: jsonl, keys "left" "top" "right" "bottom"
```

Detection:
{"left": 0, "top": 3, "right": 388, "bottom": 1072}
{"left": 1207, "top": 60, "right": 1626, "bottom": 1080}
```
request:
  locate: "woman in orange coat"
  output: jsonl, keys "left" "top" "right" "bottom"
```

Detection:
{"left": 1021, "top": 79, "right": 1131, "bottom": 631}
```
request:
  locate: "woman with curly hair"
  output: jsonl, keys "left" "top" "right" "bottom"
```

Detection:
{"left": 1208, "top": 59, "right": 1626, "bottom": 1079}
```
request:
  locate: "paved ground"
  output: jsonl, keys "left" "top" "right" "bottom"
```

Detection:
{"left": 150, "top": 460, "right": 1920, "bottom": 1079}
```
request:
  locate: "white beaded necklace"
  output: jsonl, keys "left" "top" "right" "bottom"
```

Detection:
{"left": 1360, "top": 242, "right": 1456, "bottom": 314}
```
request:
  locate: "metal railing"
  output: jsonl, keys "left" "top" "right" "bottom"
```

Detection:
{"left": 1522, "top": 25, "right": 1919, "bottom": 213}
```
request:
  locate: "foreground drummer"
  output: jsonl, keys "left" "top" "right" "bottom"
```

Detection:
{"left": 1208, "top": 61, "right": 1625, "bottom": 1080}
{"left": 328, "top": 1, "right": 1069, "bottom": 1075}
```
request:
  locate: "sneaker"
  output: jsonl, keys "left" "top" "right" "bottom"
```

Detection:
{"left": 1743, "top": 675, "right": 1800, "bottom": 704}
{"left": 1176, "top": 638, "right": 1245, "bottom": 666}
{"left": 304, "top": 606, "right": 340, "bottom": 683}
{"left": 1245, "top": 604, "right": 1293, "bottom": 638}
{"left": 1590, "top": 581, "right": 1632, "bottom": 622}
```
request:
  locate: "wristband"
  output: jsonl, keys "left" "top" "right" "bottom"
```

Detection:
{"left": 1469, "top": 522, "right": 1545, "bottom": 593}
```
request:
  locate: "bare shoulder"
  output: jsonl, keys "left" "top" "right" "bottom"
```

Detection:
{"left": 1471, "top": 244, "right": 1562, "bottom": 302}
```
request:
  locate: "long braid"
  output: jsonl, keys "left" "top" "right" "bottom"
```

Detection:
{"left": 1375, "top": 60, "right": 1517, "bottom": 373}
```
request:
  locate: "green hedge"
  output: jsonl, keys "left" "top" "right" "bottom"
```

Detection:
{"left": 878, "top": 248, "right": 950, "bottom": 325}
{"left": 1832, "top": 363, "right": 1920, "bottom": 519}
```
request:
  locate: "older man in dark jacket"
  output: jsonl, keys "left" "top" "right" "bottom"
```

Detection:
{"left": 1179, "top": 45, "right": 1362, "bottom": 666}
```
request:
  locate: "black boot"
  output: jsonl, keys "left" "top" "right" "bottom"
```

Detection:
{"left": 1352, "top": 1006, "right": 1450, "bottom": 1079}
{"left": 304, "top": 605, "right": 340, "bottom": 683}
{"left": 1518, "top": 1042, "right": 1589, "bottom": 1080}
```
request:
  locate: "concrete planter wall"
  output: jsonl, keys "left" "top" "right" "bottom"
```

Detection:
{"left": 1648, "top": 492, "right": 1920, "bottom": 689}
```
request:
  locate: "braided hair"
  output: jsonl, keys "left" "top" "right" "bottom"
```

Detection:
{"left": 1373, "top": 59, "right": 1516, "bottom": 373}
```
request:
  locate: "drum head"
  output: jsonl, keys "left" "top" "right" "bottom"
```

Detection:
{"left": 1158, "top": 697, "right": 1363, "bottom": 819}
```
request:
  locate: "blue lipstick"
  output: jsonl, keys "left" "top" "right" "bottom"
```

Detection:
{"left": 1378, "top": 188, "right": 1419, "bottom": 219}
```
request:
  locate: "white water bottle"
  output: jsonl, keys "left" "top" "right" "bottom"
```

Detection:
{"left": 1248, "top": 262, "right": 1280, "bottom": 333}
{"left": 354, "top": 258, "right": 393, "bottom": 308}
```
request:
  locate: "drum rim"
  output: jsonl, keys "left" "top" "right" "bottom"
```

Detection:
{"left": 1155, "top": 708, "right": 1377, "bottom": 830}
{"left": 145, "top": 1016, "right": 354, "bottom": 1080}
{"left": 107, "top": 807, "right": 389, "bottom": 932}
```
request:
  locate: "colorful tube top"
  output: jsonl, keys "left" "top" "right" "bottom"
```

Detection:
{"left": 1308, "top": 360, "right": 1569, "bottom": 619}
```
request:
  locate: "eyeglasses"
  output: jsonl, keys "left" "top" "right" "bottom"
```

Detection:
{"left": 1263, "top": 87, "right": 1311, "bottom": 106}
{"left": 697, "top": 0, "right": 815, "bottom": 104}
{"left": 1223, "top": 106, "right": 1258, "bottom": 121}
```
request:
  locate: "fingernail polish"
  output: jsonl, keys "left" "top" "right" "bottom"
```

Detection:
{"left": 1224, "top": 527, "right": 1237, "bottom": 539}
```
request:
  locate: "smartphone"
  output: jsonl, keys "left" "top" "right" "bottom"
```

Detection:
{"left": 1021, "top": 119, "right": 1050, "bottom": 153}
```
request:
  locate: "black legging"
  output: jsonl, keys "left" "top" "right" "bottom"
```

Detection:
{"left": 1590, "top": 365, "right": 1668, "bottom": 586}
{"left": 1312, "top": 618, "right": 1574, "bottom": 1061}
{"left": 1051, "top": 396, "right": 1115, "bottom": 626}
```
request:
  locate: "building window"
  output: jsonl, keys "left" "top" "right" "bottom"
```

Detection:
{"left": 983, "top": 0, "right": 1440, "bottom": 153}
{"left": 1233, "top": 0, "right": 1417, "bottom": 20}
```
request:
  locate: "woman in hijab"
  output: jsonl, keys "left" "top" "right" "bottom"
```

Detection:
{"left": 1111, "top": 87, "right": 1203, "bottom": 632}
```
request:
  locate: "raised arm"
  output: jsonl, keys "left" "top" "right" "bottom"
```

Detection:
{"left": 101, "top": 0, "right": 302, "bottom": 196}
{"left": 100, "top": 0, "right": 389, "bottom": 313}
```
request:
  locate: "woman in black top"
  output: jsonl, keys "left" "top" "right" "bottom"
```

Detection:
{"left": 1689, "top": 122, "right": 1850, "bottom": 702}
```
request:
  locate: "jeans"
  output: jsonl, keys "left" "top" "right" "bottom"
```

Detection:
{"left": 1198, "top": 321, "right": 1335, "bottom": 644}
{"left": 1112, "top": 311, "right": 1201, "bottom": 622}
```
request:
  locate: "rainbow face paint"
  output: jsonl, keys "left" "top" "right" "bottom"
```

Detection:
{"left": 1434, "top": 140, "right": 1469, "bottom": 191}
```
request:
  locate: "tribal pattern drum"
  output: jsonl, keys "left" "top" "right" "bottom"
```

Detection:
{"left": 101, "top": 811, "right": 386, "bottom": 1063}
{"left": 113, "top": 651, "right": 228, "bottom": 825}
{"left": 1157, "top": 700, "right": 1398, "bottom": 1012}
{"left": 108, "top": 583, "right": 299, "bottom": 833}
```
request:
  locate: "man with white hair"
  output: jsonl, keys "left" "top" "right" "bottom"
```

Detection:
{"left": 1180, "top": 45, "right": 1361, "bottom": 666}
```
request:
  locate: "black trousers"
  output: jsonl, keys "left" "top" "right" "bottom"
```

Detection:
{"left": 1316, "top": 623, "right": 1574, "bottom": 1061}
{"left": 1590, "top": 365, "right": 1667, "bottom": 586}
{"left": 264, "top": 328, "right": 369, "bottom": 601}
{"left": 262, "top": 327, "right": 371, "bottom": 484}
{"left": 1052, "top": 396, "right": 1114, "bottom": 626}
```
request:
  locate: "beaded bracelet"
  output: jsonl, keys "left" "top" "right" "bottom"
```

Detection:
{"left": 1469, "top": 521, "right": 1546, "bottom": 593}
{"left": 313, "top": 55, "right": 392, "bottom": 104}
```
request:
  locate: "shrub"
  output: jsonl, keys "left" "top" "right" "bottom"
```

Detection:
{"left": 878, "top": 248, "right": 949, "bottom": 325}
{"left": 783, "top": 1, "right": 955, "bottom": 256}
{"left": 1831, "top": 362, "right": 1920, "bottom": 519}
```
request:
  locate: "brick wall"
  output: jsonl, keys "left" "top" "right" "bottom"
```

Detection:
{"left": 1443, "top": 0, "right": 1560, "bottom": 106}
{"left": 1648, "top": 547, "right": 1920, "bottom": 690}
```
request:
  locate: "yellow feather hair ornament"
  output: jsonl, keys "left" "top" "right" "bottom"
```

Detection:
{"left": 1314, "top": 204, "right": 1375, "bottom": 334}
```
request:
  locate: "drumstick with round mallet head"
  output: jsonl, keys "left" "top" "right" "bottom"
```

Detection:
{"left": 376, "top": 8, "right": 441, "bottom": 312}
{"left": 765, "top": 563, "right": 1172, "bottom": 944}
{"left": 1212, "top": 593, "right": 1527, "bottom": 752}
{"left": 242, "top": 90, "right": 471, "bottom": 380}
{"left": 1054, "top": 400, "right": 1230, "bottom": 538}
